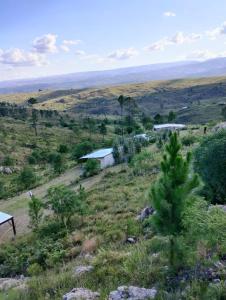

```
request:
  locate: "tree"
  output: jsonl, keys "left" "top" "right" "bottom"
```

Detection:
{"left": 28, "top": 98, "right": 37, "bottom": 105}
{"left": 168, "top": 111, "right": 176, "bottom": 123}
{"left": 221, "top": 106, "right": 226, "bottom": 120}
{"left": 28, "top": 195, "right": 43, "bottom": 229}
{"left": 150, "top": 133, "right": 199, "bottom": 270}
{"left": 52, "top": 153, "right": 64, "bottom": 174}
{"left": 47, "top": 185, "right": 86, "bottom": 227}
{"left": 83, "top": 159, "right": 100, "bottom": 177}
{"left": 194, "top": 130, "right": 226, "bottom": 203}
{"left": 99, "top": 122, "right": 107, "bottom": 141}
{"left": 31, "top": 109, "right": 38, "bottom": 136}
{"left": 17, "top": 166, "right": 37, "bottom": 190}
{"left": 72, "top": 141, "right": 94, "bottom": 160}
{"left": 117, "top": 95, "right": 130, "bottom": 135}
{"left": 154, "top": 113, "right": 163, "bottom": 124}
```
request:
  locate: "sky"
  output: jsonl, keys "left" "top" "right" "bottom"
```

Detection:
{"left": 1, "top": 0, "right": 226, "bottom": 81}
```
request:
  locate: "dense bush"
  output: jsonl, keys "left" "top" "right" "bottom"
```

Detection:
{"left": 17, "top": 166, "right": 37, "bottom": 190}
{"left": 72, "top": 141, "right": 94, "bottom": 160}
{"left": 194, "top": 131, "right": 226, "bottom": 203}
{"left": 181, "top": 135, "right": 197, "bottom": 146}
{"left": 83, "top": 159, "right": 100, "bottom": 177}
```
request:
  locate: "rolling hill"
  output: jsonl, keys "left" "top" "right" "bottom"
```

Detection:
{"left": 1, "top": 57, "right": 226, "bottom": 94}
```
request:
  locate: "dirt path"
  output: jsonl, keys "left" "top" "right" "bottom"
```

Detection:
{"left": 0, "top": 164, "right": 123, "bottom": 242}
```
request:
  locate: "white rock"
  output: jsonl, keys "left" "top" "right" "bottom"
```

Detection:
{"left": 108, "top": 286, "right": 157, "bottom": 300}
{"left": 74, "top": 265, "right": 94, "bottom": 276}
{"left": 63, "top": 288, "right": 100, "bottom": 300}
{"left": 0, "top": 278, "right": 27, "bottom": 291}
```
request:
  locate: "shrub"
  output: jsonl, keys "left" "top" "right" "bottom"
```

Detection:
{"left": 72, "top": 141, "right": 94, "bottom": 160}
{"left": 194, "top": 131, "right": 226, "bottom": 203}
{"left": 181, "top": 135, "right": 197, "bottom": 146}
{"left": 58, "top": 144, "right": 69, "bottom": 153}
{"left": 28, "top": 196, "right": 43, "bottom": 230}
{"left": 17, "top": 166, "right": 37, "bottom": 190}
{"left": 47, "top": 184, "right": 86, "bottom": 227}
{"left": 83, "top": 159, "right": 100, "bottom": 177}
{"left": 2, "top": 155, "right": 14, "bottom": 166}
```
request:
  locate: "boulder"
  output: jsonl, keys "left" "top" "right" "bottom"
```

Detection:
{"left": 4, "top": 167, "right": 13, "bottom": 174}
{"left": 63, "top": 288, "right": 100, "bottom": 300}
{"left": 136, "top": 207, "right": 155, "bottom": 221}
{"left": 74, "top": 265, "right": 94, "bottom": 277}
{"left": 0, "top": 277, "right": 27, "bottom": 291}
{"left": 109, "top": 286, "right": 157, "bottom": 300}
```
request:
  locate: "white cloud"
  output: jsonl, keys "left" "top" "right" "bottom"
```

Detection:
{"left": 145, "top": 32, "right": 202, "bottom": 52}
{"left": 75, "top": 50, "right": 86, "bottom": 56}
{"left": 206, "top": 22, "right": 226, "bottom": 39}
{"left": 63, "top": 39, "right": 81, "bottom": 46}
{"left": 107, "top": 47, "right": 138, "bottom": 60}
{"left": 186, "top": 49, "right": 226, "bottom": 60}
{"left": 0, "top": 48, "right": 45, "bottom": 67}
{"left": 33, "top": 33, "right": 58, "bottom": 53}
{"left": 60, "top": 39, "right": 81, "bottom": 52}
{"left": 163, "top": 11, "right": 176, "bottom": 17}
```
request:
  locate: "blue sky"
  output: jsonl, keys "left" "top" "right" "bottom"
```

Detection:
{"left": 1, "top": 0, "right": 226, "bottom": 81}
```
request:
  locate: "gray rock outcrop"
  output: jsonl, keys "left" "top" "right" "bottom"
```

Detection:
{"left": 109, "top": 286, "right": 157, "bottom": 300}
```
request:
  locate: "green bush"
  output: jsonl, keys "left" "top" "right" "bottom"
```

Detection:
{"left": 83, "top": 159, "right": 100, "bottom": 177}
{"left": 2, "top": 155, "right": 15, "bottom": 166}
{"left": 194, "top": 131, "right": 226, "bottom": 203}
{"left": 58, "top": 144, "right": 69, "bottom": 153}
{"left": 72, "top": 141, "right": 94, "bottom": 160}
{"left": 17, "top": 166, "right": 37, "bottom": 190}
{"left": 181, "top": 135, "right": 197, "bottom": 146}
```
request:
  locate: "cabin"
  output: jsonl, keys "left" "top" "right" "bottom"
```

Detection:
{"left": 0, "top": 211, "right": 16, "bottom": 236}
{"left": 154, "top": 123, "right": 186, "bottom": 131}
{"left": 80, "top": 148, "right": 114, "bottom": 169}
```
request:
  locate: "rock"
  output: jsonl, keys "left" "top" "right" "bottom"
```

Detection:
{"left": 213, "top": 278, "right": 221, "bottom": 284}
{"left": 0, "top": 277, "right": 27, "bottom": 291}
{"left": 126, "top": 237, "right": 137, "bottom": 244}
{"left": 63, "top": 288, "right": 100, "bottom": 300}
{"left": 74, "top": 265, "right": 94, "bottom": 277}
{"left": 136, "top": 207, "right": 155, "bottom": 221}
{"left": 4, "top": 167, "right": 13, "bottom": 174}
{"left": 213, "top": 122, "right": 226, "bottom": 132}
{"left": 108, "top": 286, "right": 157, "bottom": 300}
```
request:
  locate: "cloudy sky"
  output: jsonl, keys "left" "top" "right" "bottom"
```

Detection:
{"left": 1, "top": 0, "right": 226, "bottom": 81}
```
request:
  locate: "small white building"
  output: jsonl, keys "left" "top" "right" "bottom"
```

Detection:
{"left": 154, "top": 123, "right": 186, "bottom": 131}
{"left": 80, "top": 148, "right": 114, "bottom": 169}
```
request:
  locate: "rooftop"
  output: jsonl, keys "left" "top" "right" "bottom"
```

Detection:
{"left": 80, "top": 148, "right": 113, "bottom": 159}
{"left": 0, "top": 212, "right": 13, "bottom": 224}
{"left": 154, "top": 123, "right": 186, "bottom": 129}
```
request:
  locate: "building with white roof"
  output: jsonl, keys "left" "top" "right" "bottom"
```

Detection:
{"left": 154, "top": 123, "right": 186, "bottom": 131}
{"left": 80, "top": 148, "right": 114, "bottom": 169}
{"left": 0, "top": 211, "right": 16, "bottom": 236}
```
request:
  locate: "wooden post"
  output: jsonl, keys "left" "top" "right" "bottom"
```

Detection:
{"left": 11, "top": 217, "right": 16, "bottom": 235}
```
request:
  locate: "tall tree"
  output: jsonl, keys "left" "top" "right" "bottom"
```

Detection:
{"left": 150, "top": 133, "right": 199, "bottom": 270}
{"left": 31, "top": 109, "right": 38, "bottom": 136}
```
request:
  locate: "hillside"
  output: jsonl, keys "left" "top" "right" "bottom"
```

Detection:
{"left": 1, "top": 76, "right": 226, "bottom": 124}
{"left": 1, "top": 58, "right": 226, "bottom": 94}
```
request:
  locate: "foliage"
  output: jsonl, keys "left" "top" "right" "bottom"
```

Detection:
{"left": 83, "top": 159, "right": 100, "bottom": 177}
{"left": 194, "top": 130, "right": 226, "bottom": 203}
{"left": 58, "top": 144, "right": 69, "bottom": 153}
{"left": 181, "top": 135, "right": 197, "bottom": 146}
{"left": 2, "top": 155, "right": 15, "bottom": 166}
{"left": 129, "top": 150, "right": 155, "bottom": 176}
{"left": 150, "top": 133, "right": 199, "bottom": 270}
{"left": 47, "top": 184, "right": 86, "bottom": 227}
{"left": 72, "top": 141, "right": 94, "bottom": 160}
{"left": 28, "top": 195, "right": 44, "bottom": 229}
{"left": 17, "top": 166, "right": 37, "bottom": 190}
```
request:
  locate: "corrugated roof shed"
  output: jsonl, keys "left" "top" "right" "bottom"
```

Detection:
{"left": 0, "top": 212, "right": 13, "bottom": 224}
{"left": 80, "top": 148, "right": 113, "bottom": 159}
{"left": 154, "top": 123, "right": 186, "bottom": 130}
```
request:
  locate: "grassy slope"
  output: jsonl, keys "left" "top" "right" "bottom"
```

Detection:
{"left": 1, "top": 76, "right": 226, "bottom": 123}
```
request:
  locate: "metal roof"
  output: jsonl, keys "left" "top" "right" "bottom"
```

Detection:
{"left": 154, "top": 123, "right": 186, "bottom": 129}
{"left": 80, "top": 148, "right": 113, "bottom": 159}
{"left": 0, "top": 212, "right": 12, "bottom": 224}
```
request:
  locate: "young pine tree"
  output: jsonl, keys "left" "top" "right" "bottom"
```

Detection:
{"left": 150, "top": 132, "right": 199, "bottom": 270}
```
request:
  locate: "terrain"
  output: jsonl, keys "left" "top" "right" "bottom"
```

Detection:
{"left": 1, "top": 76, "right": 226, "bottom": 124}
{"left": 1, "top": 57, "right": 226, "bottom": 94}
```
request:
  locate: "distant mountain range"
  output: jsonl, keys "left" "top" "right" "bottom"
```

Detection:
{"left": 1, "top": 57, "right": 226, "bottom": 94}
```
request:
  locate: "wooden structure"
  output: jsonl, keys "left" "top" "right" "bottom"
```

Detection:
{"left": 0, "top": 212, "right": 16, "bottom": 235}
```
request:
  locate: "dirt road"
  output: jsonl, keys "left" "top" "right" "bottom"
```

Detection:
{"left": 0, "top": 164, "right": 122, "bottom": 241}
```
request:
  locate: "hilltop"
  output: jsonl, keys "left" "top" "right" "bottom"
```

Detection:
{"left": 1, "top": 75, "right": 226, "bottom": 124}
